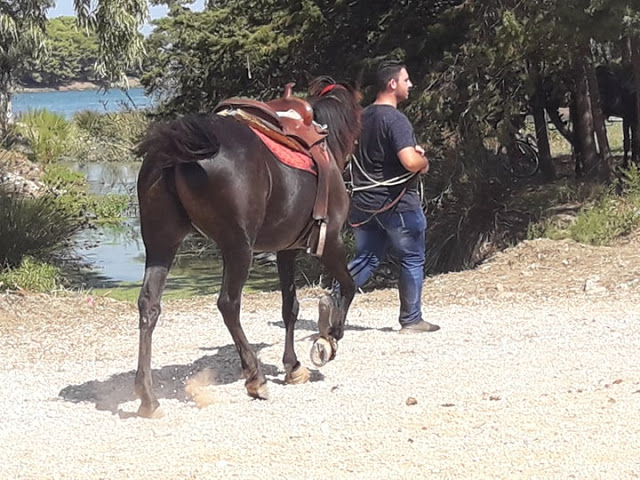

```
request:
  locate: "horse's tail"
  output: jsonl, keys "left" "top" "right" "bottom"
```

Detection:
{"left": 136, "top": 113, "right": 221, "bottom": 168}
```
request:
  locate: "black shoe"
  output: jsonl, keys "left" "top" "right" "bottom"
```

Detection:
{"left": 399, "top": 320, "right": 440, "bottom": 334}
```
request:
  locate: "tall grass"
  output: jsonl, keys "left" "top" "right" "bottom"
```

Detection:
{"left": 0, "top": 256, "right": 61, "bottom": 292}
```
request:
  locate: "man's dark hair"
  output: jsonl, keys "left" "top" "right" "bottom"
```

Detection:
{"left": 375, "top": 60, "right": 407, "bottom": 92}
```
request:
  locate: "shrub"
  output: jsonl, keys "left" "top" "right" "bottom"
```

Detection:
{"left": 12, "top": 109, "right": 72, "bottom": 164}
{"left": 569, "top": 197, "right": 638, "bottom": 245}
{"left": 69, "top": 110, "right": 149, "bottom": 163}
{"left": 93, "top": 194, "right": 130, "bottom": 221}
{"left": 0, "top": 191, "right": 81, "bottom": 269}
{"left": 42, "top": 163, "right": 129, "bottom": 221}
{"left": 569, "top": 165, "right": 640, "bottom": 245}
{"left": 528, "top": 165, "right": 640, "bottom": 245}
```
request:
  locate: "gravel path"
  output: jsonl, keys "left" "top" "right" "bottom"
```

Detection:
{"left": 1, "top": 236, "right": 640, "bottom": 479}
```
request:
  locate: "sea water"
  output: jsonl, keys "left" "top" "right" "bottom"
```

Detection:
{"left": 12, "top": 87, "right": 151, "bottom": 119}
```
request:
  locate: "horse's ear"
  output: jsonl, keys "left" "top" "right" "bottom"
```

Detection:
{"left": 353, "top": 67, "right": 365, "bottom": 103}
{"left": 355, "top": 67, "right": 365, "bottom": 92}
{"left": 343, "top": 79, "right": 364, "bottom": 104}
{"left": 300, "top": 70, "right": 314, "bottom": 87}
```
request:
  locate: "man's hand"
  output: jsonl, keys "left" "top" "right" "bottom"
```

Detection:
{"left": 415, "top": 145, "right": 429, "bottom": 174}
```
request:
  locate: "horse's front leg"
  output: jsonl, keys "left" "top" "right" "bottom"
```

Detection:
{"left": 218, "top": 244, "right": 268, "bottom": 399}
{"left": 311, "top": 228, "right": 355, "bottom": 367}
{"left": 277, "top": 250, "right": 310, "bottom": 384}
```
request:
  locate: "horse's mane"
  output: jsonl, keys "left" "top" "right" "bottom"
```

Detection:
{"left": 307, "top": 77, "right": 362, "bottom": 166}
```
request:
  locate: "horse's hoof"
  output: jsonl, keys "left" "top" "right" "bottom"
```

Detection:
{"left": 247, "top": 383, "right": 269, "bottom": 400}
{"left": 137, "top": 403, "right": 165, "bottom": 419}
{"left": 310, "top": 337, "right": 336, "bottom": 367}
{"left": 285, "top": 365, "right": 311, "bottom": 384}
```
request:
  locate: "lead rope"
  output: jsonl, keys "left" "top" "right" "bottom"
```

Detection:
{"left": 349, "top": 153, "right": 416, "bottom": 191}
{"left": 347, "top": 152, "right": 419, "bottom": 228}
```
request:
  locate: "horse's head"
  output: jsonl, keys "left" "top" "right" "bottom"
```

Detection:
{"left": 307, "top": 77, "right": 362, "bottom": 172}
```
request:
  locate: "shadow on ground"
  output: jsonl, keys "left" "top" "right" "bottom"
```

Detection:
{"left": 58, "top": 341, "right": 324, "bottom": 416}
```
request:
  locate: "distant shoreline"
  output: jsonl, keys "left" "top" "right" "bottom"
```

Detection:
{"left": 11, "top": 78, "right": 142, "bottom": 94}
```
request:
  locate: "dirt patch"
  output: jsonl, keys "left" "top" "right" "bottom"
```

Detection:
{"left": 423, "top": 229, "right": 640, "bottom": 305}
{"left": 1, "top": 232, "right": 639, "bottom": 478}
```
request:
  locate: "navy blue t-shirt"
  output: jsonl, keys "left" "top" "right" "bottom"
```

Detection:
{"left": 351, "top": 104, "right": 421, "bottom": 212}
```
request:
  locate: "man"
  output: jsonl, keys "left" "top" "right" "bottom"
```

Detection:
{"left": 346, "top": 61, "right": 439, "bottom": 334}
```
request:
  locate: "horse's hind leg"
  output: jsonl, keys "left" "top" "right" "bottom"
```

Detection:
{"left": 135, "top": 180, "right": 190, "bottom": 418}
{"left": 217, "top": 242, "right": 268, "bottom": 399}
{"left": 277, "top": 250, "right": 310, "bottom": 384}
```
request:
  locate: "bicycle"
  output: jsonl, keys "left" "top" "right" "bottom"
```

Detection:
{"left": 498, "top": 133, "right": 540, "bottom": 178}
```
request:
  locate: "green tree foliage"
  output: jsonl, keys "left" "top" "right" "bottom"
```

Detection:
{"left": 0, "top": 0, "right": 51, "bottom": 132}
{"left": 17, "top": 16, "right": 99, "bottom": 87}
{"left": 142, "top": 1, "right": 323, "bottom": 113}
{"left": 141, "top": 0, "right": 468, "bottom": 114}
{"left": 74, "top": 0, "right": 148, "bottom": 83}
{"left": 1, "top": 1, "right": 149, "bottom": 136}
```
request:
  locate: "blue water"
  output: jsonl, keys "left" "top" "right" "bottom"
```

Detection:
{"left": 12, "top": 87, "right": 152, "bottom": 119}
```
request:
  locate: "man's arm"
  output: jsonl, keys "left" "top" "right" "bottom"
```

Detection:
{"left": 398, "top": 145, "right": 429, "bottom": 173}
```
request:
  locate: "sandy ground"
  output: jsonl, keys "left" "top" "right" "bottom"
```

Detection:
{"left": 1, "top": 232, "right": 640, "bottom": 479}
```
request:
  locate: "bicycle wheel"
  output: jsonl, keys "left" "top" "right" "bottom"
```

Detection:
{"left": 511, "top": 140, "right": 540, "bottom": 177}
{"left": 522, "top": 134, "right": 539, "bottom": 151}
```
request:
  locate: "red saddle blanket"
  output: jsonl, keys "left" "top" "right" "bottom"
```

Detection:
{"left": 251, "top": 127, "right": 317, "bottom": 176}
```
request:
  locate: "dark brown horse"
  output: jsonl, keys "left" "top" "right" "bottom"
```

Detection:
{"left": 596, "top": 64, "right": 637, "bottom": 168}
{"left": 134, "top": 78, "right": 361, "bottom": 417}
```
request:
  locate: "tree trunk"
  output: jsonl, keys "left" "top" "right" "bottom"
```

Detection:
{"left": 573, "top": 54, "right": 599, "bottom": 178}
{"left": 630, "top": 35, "right": 640, "bottom": 166}
{"left": 570, "top": 101, "right": 583, "bottom": 177}
{"left": 530, "top": 62, "right": 554, "bottom": 181}
{"left": 546, "top": 106, "right": 574, "bottom": 145}
{"left": 532, "top": 96, "right": 554, "bottom": 181}
{"left": 0, "top": 71, "right": 12, "bottom": 138}
{"left": 585, "top": 52, "right": 612, "bottom": 180}
{"left": 622, "top": 36, "right": 633, "bottom": 67}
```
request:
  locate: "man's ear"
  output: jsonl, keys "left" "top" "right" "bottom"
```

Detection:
{"left": 389, "top": 78, "right": 397, "bottom": 90}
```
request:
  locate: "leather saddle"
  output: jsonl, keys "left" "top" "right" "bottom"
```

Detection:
{"left": 214, "top": 83, "right": 327, "bottom": 153}
{"left": 214, "top": 83, "right": 333, "bottom": 256}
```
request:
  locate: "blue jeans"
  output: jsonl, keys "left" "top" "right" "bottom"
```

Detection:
{"left": 346, "top": 207, "right": 427, "bottom": 326}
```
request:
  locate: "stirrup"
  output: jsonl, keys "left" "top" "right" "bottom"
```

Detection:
{"left": 307, "top": 220, "right": 327, "bottom": 257}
